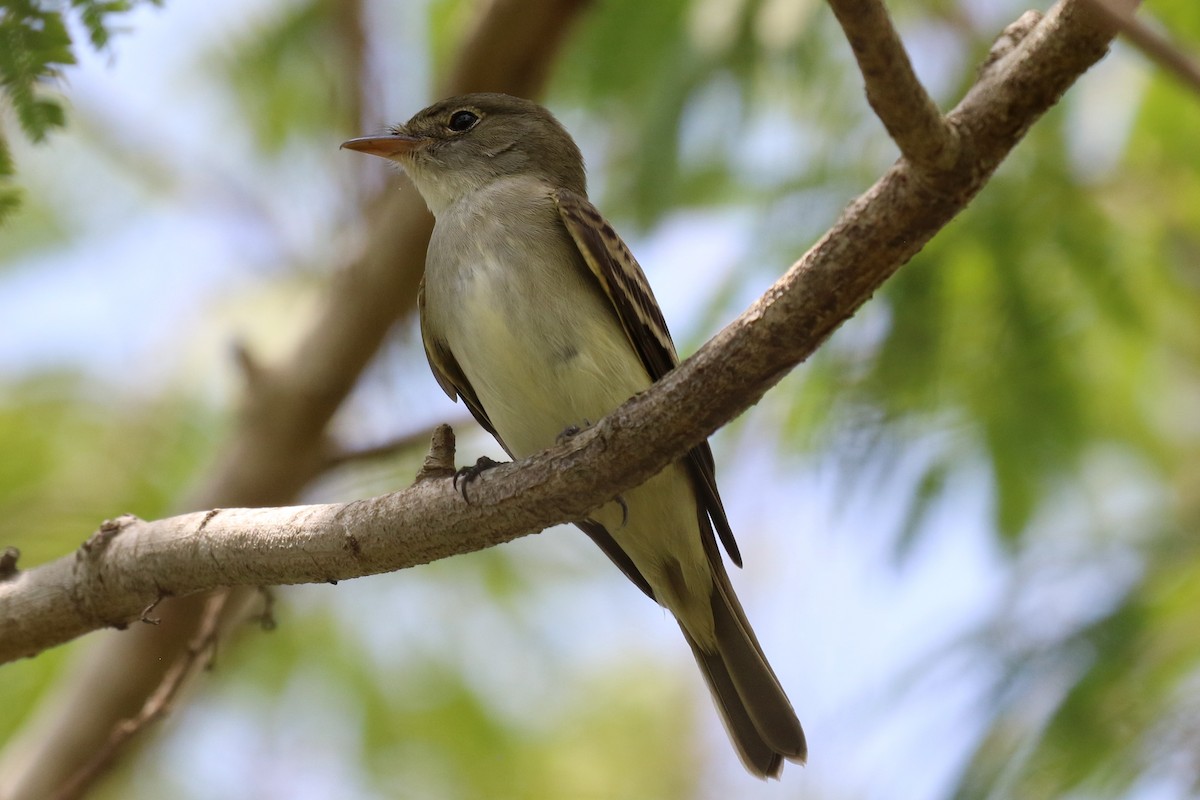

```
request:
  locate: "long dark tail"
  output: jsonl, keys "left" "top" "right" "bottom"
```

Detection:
{"left": 680, "top": 563, "right": 806, "bottom": 779}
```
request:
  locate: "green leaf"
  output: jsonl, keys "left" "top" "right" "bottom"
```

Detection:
{"left": 0, "top": 0, "right": 153, "bottom": 220}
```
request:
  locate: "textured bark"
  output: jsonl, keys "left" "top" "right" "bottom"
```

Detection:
{"left": 827, "top": 0, "right": 958, "bottom": 171}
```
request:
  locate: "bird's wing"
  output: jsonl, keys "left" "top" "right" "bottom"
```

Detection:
{"left": 418, "top": 276, "right": 513, "bottom": 458}
{"left": 554, "top": 188, "right": 742, "bottom": 568}
{"left": 576, "top": 519, "right": 656, "bottom": 600}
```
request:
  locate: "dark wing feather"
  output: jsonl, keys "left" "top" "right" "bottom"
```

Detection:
{"left": 576, "top": 520, "right": 655, "bottom": 600}
{"left": 418, "top": 277, "right": 512, "bottom": 457}
{"left": 555, "top": 189, "right": 742, "bottom": 567}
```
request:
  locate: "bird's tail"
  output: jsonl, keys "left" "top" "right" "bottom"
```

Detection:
{"left": 680, "top": 562, "right": 807, "bottom": 779}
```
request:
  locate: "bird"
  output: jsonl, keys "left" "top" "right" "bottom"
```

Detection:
{"left": 342, "top": 92, "right": 805, "bottom": 778}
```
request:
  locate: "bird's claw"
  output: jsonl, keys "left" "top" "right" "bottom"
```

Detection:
{"left": 453, "top": 456, "right": 503, "bottom": 501}
{"left": 613, "top": 494, "right": 629, "bottom": 528}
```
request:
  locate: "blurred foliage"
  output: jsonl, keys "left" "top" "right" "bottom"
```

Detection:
{"left": 0, "top": 374, "right": 220, "bottom": 744}
{"left": 0, "top": 374, "right": 220, "bottom": 566}
{"left": 215, "top": 0, "right": 362, "bottom": 150}
{"left": 2, "top": 0, "right": 1200, "bottom": 797}
{"left": 0, "top": 0, "right": 160, "bottom": 223}
{"left": 943, "top": 514, "right": 1200, "bottom": 799}
{"left": 135, "top": 603, "right": 700, "bottom": 800}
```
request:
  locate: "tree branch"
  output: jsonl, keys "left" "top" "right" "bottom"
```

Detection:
{"left": 826, "top": 0, "right": 959, "bottom": 171}
{"left": 1, "top": 0, "right": 1117, "bottom": 667}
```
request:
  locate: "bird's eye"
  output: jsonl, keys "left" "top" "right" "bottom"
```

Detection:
{"left": 448, "top": 110, "right": 479, "bottom": 132}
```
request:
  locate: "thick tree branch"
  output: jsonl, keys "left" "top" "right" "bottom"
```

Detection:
{"left": 827, "top": 0, "right": 959, "bottom": 171}
{"left": 1, "top": 0, "right": 1116, "bottom": 667}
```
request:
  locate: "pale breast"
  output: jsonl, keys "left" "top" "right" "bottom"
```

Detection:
{"left": 422, "top": 177, "right": 653, "bottom": 458}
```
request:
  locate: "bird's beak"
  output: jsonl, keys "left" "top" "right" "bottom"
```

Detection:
{"left": 340, "top": 133, "right": 426, "bottom": 159}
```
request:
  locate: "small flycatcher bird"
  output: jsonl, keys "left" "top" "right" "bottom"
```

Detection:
{"left": 342, "top": 93, "right": 805, "bottom": 778}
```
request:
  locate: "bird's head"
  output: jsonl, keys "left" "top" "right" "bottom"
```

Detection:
{"left": 341, "top": 93, "right": 586, "bottom": 214}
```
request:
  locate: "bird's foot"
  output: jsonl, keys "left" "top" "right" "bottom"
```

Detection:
{"left": 453, "top": 456, "right": 503, "bottom": 501}
{"left": 555, "top": 419, "right": 592, "bottom": 446}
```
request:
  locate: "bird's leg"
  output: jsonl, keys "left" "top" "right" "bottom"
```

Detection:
{"left": 453, "top": 455, "right": 503, "bottom": 501}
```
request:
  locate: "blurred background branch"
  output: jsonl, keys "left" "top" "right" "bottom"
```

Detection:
{"left": 1083, "top": 0, "right": 1200, "bottom": 94}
